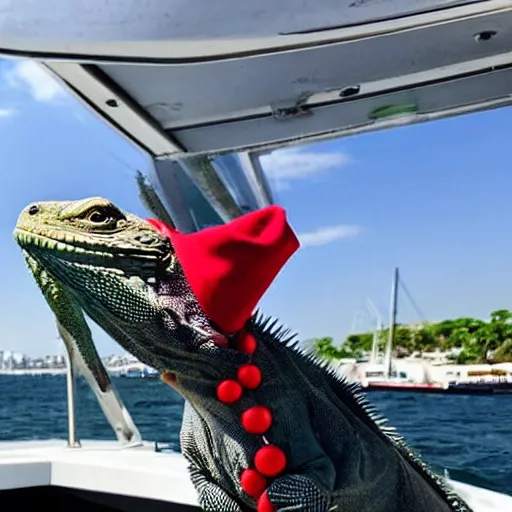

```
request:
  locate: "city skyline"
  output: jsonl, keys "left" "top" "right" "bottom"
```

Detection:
{"left": 0, "top": 348, "right": 138, "bottom": 370}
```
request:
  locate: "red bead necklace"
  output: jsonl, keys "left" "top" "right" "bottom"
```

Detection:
{"left": 215, "top": 331, "right": 286, "bottom": 511}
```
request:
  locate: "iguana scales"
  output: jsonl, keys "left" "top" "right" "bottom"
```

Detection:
{"left": 14, "top": 197, "right": 472, "bottom": 512}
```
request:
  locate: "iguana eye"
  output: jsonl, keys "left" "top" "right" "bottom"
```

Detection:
{"left": 88, "top": 209, "right": 110, "bottom": 224}
{"left": 28, "top": 204, "right": 39, "bottom": 215}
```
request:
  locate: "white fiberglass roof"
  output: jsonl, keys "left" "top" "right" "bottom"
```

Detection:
{"left": 0, "top": 0, "right": 511, "bottom": 158}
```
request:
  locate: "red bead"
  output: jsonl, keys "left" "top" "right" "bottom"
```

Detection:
{"left": 254, "top": 445, "right": 287, "bottom": 477}
{"left": 237, "top": 364, "right": 261, "bottom": 389}
{"left": 241, "top": 406, "right": 272, "bottom": 435}
{"left": 236, "top": 332, "right": 257, "bottom": 355}
{"left": 216, "top": 380, "right": 242, "bottom": 403}
{"left": 240, "top": 469, "right": 267, "bottom": 499}
{"left": 257, "top": 490, "right": 275, "bottom": 512}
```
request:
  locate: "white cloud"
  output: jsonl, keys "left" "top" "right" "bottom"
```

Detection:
{"left": 0, "top": 108, "right": 15, "bottom": 118}
{"left": 5, "top": 60, "right": 66, "bottom": 102}
{"left": 260, "top": 145, "right": 351, "bottom": 190}
{"left": 298, "top": 224, "right": 361, "bottom": 248}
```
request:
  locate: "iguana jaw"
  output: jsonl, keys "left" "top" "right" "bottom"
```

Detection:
{"left": 15, "top": 227, "right": 162, "bottom": 286}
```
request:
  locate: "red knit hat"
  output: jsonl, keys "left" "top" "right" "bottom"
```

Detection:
{"left": 147, "top": 206, "right": 300, "bottom": 333}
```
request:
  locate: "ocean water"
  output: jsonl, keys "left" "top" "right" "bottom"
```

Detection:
{"left": 0, "top": 375, "right": 510, "bottom": 496}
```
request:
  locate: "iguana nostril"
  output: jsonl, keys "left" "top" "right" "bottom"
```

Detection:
{"left": 28, "top": 205, "right": 39, "bottom": 215}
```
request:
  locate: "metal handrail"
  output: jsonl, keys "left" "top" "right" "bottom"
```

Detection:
{"left": 64, "top": 350, "right": 81, "bottom": 448}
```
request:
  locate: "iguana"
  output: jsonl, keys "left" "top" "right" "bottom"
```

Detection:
{"left": 14, "top": 197, "right": 472, "bottom": 512}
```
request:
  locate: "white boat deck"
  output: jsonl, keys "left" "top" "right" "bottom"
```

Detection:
{"left": 0, "top": 439, "right": 510, "bottom": 511}
{"left": 0, "top": 440, "right": 198, "bottom": 507}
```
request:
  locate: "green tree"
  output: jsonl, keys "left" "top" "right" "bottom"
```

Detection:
{"left": 493, "top": 339, "right": 512, "bottom": 362}
{"left": 473, "top": 309, "right": 512, "bottom": 362}
{"left": 344, "top": 333, "right": 374, "bottom": 355}
{"left": 410, "top": 324, "right": 437, "bottom": 353}
{"left": 447, "top": 327, "right": 471, "bottom": 350}
{"left": 394, "top": 326, "right": 413, "bottom": 353}
{"left": 312, "top": 309, "right": 512, "bottom": 364}
{"left": 490, "top": 309, "right": 512, "bottom": 323}
{"left": 314, "top": 337, "right": 338, "bottom": 360}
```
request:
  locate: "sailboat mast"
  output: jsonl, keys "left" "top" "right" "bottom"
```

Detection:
{"left": 366, "top": 298, "right": 382, "bottom": 365}
{"left": 385, "top": 267, "right": 399, "bottom": 379}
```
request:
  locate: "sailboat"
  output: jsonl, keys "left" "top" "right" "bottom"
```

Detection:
{"left": 356, "top": 268, "right": 431, "bottom": 390}
{"left": 360, "top": 269, "right": 512, "bottom": 395}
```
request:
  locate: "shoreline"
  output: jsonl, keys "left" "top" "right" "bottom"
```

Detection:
{"left": 0, "top": 369, "right": 67, "bottom": 376}
{"left": 0, "top": 368, "right": 137, "bottom": 376}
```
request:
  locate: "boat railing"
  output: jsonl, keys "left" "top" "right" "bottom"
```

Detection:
{"left": 64, "top": 350, "right": 81, "bottom": 448}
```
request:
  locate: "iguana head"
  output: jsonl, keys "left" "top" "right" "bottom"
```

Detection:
{"left": 15, "top": 197, "right": 171, "bottom": 308}
{"left": 16, "top": 196, "right": 170, "bottom": 269}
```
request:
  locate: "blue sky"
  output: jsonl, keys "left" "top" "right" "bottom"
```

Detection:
{"left": 1, "top": 58, "right": 512, "bottom": 357}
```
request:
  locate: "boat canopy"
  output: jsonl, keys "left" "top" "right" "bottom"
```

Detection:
{"left": 0, "top": 0, "right": 511, "bottom": 158}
